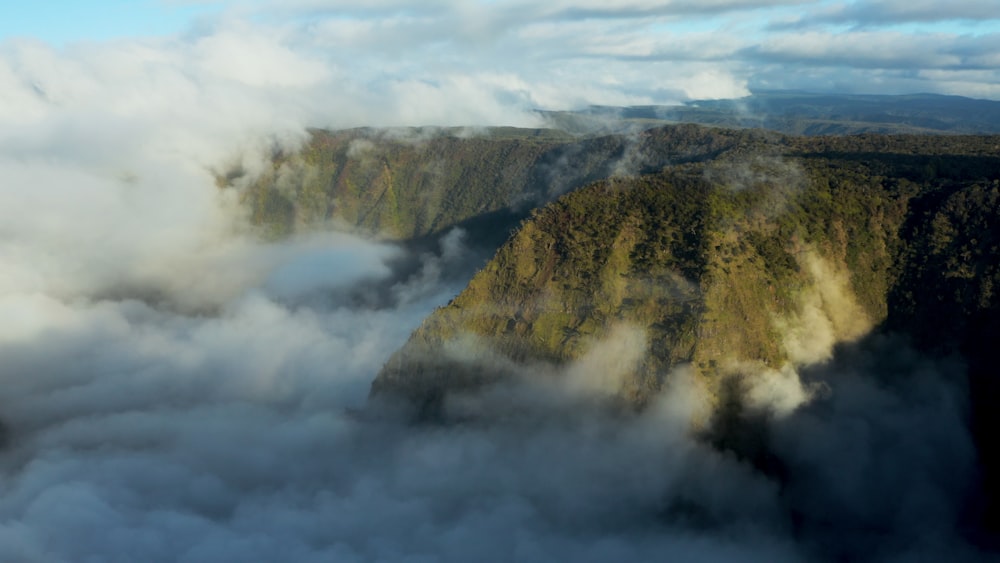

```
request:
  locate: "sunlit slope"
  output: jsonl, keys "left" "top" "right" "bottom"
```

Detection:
{"left": 373, "top": 135, "right": 1000, "bottom": 409}
{"left": 240, "top": 125, "right": 773, "bottom": 241}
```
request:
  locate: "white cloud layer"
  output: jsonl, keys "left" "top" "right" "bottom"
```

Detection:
{"left": 4, "top": 0, "right": 998, "bottom": 131}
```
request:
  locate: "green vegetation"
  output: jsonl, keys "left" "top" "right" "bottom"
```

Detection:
{"left": 239, "top": 128, "right": 564, "bottom": 240}
{"left": 235, "top": 123, "right": 1000, "bottom": 493}
{"left": 237, "top": 121, "right": 1000, "bottom": 523}
{"left": 236, "top": 124, "right": 776, "bottom": 244}
{"left": 371, "top": 128, "right": 1000, "bottom": 416}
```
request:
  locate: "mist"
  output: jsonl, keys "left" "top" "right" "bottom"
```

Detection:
{"left": 0, "top": 275, "right": 985, "bottom": 561}
{"left": 0, "top": 13, "right": 994, "bottom": 563}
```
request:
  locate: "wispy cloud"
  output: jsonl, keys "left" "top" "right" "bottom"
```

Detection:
{"left": 258, "top": 0, "right": 1000, "bottom": 103}
{"left": 796, "top": 0, "right": 1000, "bottom": 28}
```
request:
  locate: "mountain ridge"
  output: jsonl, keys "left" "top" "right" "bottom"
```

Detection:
{"left": 366, "top": 130, "right": 1000, "bottom": 531}
{"left": 236, "top": 120, "right": 1000, "bottom": 534}
{"left": 541, "top": 91, "right": 1000, "bottom": 136}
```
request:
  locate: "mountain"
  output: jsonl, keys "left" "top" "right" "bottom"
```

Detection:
{"left": 369, "top": 127, "right": 1000, "bottom": 530}
{"left": 373, "top": 131, "right": 1000, "bottom": 405}
{"left": 239, "top": 91, "right": 1000, "bottom": 248}
{"left": 238, "top": 122, "right": 1000, "bottom": 437}
{"left": 238, "top": 119, "right": 1000, "bottom": 536}
{"left": 541, "top": 91, "right": 1000, "bottom": 136}
{"left": 236, "top": 124, "right": 774, "bottom": 256}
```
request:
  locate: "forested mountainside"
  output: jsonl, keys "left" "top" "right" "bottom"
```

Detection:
{"left": 241, "top": 123, "right": 1000, "bottom": 426}
{"left": 374, "top": 132, "right": 1000, "bottom": 405}
{"left": 241, "top": 124, "right": 1000, "bottom": 248}
{"left": 241, "top": 122, "right": 1000, "bottom": 536}
{"left": 367, "top": 128, "right": 1000, "bottom": 531}
{"left": 237, "top": 125, "right": 776, "bottom": 245}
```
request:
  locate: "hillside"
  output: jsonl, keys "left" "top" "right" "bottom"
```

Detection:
{"left": 240, "top": 102, "right": 1000, "bottom": 250}
{"left": 237, "top": 125, "right": 767, "bottom": 246}
{"left": 371, "top": 131, "right": 1000, "bottom": 528}
{"left": 235, "top": 122, "right": 1000, "bottom": 531}
{"left": 373, "top": 133, "right": 1000, "bottom": 403}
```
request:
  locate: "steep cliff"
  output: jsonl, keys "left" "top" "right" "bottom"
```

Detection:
{"left": 372, "top": 134, "right": 1000, "bottom": 414}
{"left": 238, "top": 125, "right": 775, "bottom": 242}
{"left": 377, "top": 165, "right": 878, "bottom": 396}
{"left": 368, "top": 131, "right": 1000, "bottom": 532}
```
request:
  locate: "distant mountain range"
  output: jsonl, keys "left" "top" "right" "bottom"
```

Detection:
{"left": 540, "top": 91, "right": 1000, "bottom": 136}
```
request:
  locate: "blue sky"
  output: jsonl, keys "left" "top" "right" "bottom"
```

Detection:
{"left": 0, "top": 1, "right": 220, "bottom": 44}
{"left": 1, "top": 0, "right": 999, "bottom": 127}
{"left": 1, "top": 1, "right": 994, "bottom": 43}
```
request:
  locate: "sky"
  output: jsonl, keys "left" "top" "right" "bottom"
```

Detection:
{"left": 1, "top": 0, "right": 999, "bottom": 125}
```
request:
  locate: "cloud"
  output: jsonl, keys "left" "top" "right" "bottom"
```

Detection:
{"left": 0, "top": 260, "right": 802, "bottom": 563}
{"left": 537, "top": 0, "right": 812, "bottom": 20}
{"left": 768, "top": 338, "right": 982, "bottom": 560}
{"left": 271, "top": 0, "right": 1000, "bottom": 102}
{"left": 803, "top": 0, "right": 1000, "bottom": 28}
{"left": 6, "top": 0, "right": 1000, "bottom": 127}
{"left": 0, "top": 288, "right": 986, "bottom": 561}
{"left": 775, "top": 249, "right": 871, "bottom": 366}
{"left": 262, "top": 237, "right": 397, "bottom": 302}
{"left": 561, "top": 323, "right": 650, "bottom": 395}
{"left": 738, "top": 29, "right": 1000, "bottom": 97}
{"left": 8, "top": 0, "right": 997, "bottom": 130}
{"left": 192, "top": 23, "right": 332, "bottom": 88}
{"left": 749, "top": 30, "right": 1000, "bottom": 70}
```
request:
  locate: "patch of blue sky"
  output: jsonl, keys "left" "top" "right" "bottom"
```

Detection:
{"left": 0, "top": 0, "right": 221, "bottom": 45}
